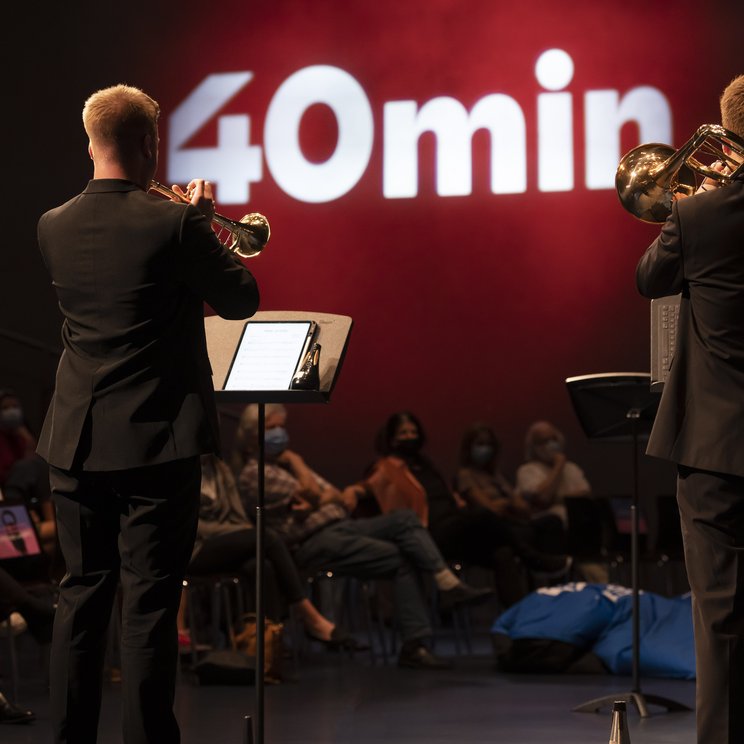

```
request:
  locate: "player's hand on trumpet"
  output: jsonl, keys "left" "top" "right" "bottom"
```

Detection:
{"left": 170, "top": 179, "right": 215, "bottom": 221}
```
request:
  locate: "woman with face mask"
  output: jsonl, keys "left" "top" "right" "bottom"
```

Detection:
{"left": 515, "top": 420, "right": 591, "bottom": 526}
{"left": 0, "top": 390, "right": 55, "bottom": 555}
{"left": 0, "top": 391, "right": 35, "bottom": 484}
{"left": 513, "top": 420, "right": 598, "bottom": 567}
{"left": 455, "top": 423, "right": 532, "bottom": 520}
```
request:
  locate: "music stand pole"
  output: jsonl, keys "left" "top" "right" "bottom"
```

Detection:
{"left": 255, "top": 403, "right": 265, "bottom": 744}
{"left": 629, "top": 409, "right": 641, "bottom": 698}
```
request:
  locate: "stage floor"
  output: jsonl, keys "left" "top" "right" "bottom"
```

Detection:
{"left": 3, "top": 639, "right": 696, "bottom": 743}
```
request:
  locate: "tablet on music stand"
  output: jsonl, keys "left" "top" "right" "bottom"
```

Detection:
{"left": 223, "top": 320, "right": 317, "bottom": 392}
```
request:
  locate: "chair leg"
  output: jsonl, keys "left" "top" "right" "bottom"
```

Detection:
{"left": 222, "top": 581, "right": 236, "bottom": 649}
{"left": 358, "top": 580, "right": 382, "bottom": 665}
{"left": 6, "top": 626, "right": 19, "bottom": 703}
{"left": 184, "top": 580, "right": 199, "bottom": 668}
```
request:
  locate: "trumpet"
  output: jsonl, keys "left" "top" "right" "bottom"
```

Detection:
{"left": 615, "top": 124, "right": 744, "bottom": 223}
{"left": 148, "top": 180, "right": 270, "bottom": 258}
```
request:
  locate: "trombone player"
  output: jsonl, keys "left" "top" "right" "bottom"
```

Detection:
{"left": 636, "top": 75, "right": 744, "bottom": 744}
{"left": 37, "top": 84, "right": 260, "bottom": 744}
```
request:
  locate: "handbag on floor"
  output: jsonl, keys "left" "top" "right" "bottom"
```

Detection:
{"left": 232, "top": 613, "right": 284, "bottom": 684}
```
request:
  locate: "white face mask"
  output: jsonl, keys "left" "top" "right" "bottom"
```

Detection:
{"left": 0, "top": 407, "right": 23, "bottom": 429}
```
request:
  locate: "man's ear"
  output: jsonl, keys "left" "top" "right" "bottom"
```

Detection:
{"left": 142, "top": 133, "right": 154, "bottom": 159}
{"left": 88, "top": 142, "right": 94, "bottom": 161}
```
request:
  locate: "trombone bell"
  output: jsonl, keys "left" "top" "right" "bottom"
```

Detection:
{"left": 615, "top": 124, "right": 744, "bottom": 224}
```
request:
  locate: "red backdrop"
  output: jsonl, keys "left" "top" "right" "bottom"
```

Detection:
{"left": 9, "top": 0, "right": 744, "bottom": 493}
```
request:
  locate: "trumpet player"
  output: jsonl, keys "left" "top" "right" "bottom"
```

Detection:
{"left": 37, "top": 84, "right": 260, "bottom": 744}
{"left": 636, "top": 75, "right": 744, "bottom": 744}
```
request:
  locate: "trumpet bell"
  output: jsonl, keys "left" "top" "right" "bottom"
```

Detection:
{"left": 616, "top": 143, "right": 696, "bottom": 223}
{"left": 225, "top": 213, "right": 271, "bottom": 258}
{"left": 148, "top": 180, "right": 270, "bottom": 258}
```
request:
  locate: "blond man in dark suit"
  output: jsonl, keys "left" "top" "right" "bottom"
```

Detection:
{"left": 37, "top": 84, "right": 259, "bottom": 744}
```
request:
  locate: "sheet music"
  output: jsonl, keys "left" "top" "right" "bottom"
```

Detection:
{"left": 224, "top": 321, "right": 313, "bottom": 391}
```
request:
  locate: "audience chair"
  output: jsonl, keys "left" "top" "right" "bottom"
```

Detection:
{"left": 564, "top": 496, "right": 626, "bottom": 584}
{"left": 306, "top": 571, "right": 387, "bottom": 664}
{"left": 0, "top": 614, "right": 23, "bottom": 702}
{"left": 429, "top": 561, "right": 474, "bottom": 655}
{"left": 181, "top": 575, "right": 246, "bottom": 668}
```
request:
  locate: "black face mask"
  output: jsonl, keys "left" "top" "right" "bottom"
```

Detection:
{"left": 392, "top": 438, "right": 421, "bottom": 456}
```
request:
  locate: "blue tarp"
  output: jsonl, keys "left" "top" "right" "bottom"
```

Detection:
{"left": 492, "top": 583, "right": 695, "bottom": 679}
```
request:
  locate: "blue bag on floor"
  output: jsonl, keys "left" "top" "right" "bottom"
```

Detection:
{"left": 492, "top": 583, "right": 695, "bottom": 679}
{"left": 492, "top": 583, "right": 627, "bottom": 647}
{"left": 592, "top": 592, "right": 695, "bottom": 679}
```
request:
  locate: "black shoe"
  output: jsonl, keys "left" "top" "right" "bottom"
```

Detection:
{"left": 305, "top": 626, "right": 370, "bottom": 652}
{"left": 439, "top": 583, "right": 493, "bottom": 612}
{"left": 398, "top": 642, "right": 452, "bottom": 670}
{"left": 0, "top": 693, "right": 34, "bottom": 725}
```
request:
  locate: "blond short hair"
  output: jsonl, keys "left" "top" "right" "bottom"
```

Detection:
{"left": 720, "top": 75, "right": 744, "bottom": 139}
{"left": 82, "top": 84, "right": 159, "bottom": 149}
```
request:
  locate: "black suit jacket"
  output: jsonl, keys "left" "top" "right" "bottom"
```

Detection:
{"left": 37, "top": 179, "right": 259, "bottom": 471}
{"left": 636, "top": 174, "right": 744, "bottom": 476}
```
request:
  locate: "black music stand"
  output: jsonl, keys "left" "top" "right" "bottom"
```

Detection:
{"left": 205, "top": 311, "right": 353, "bottom": 744}
{"left": 565, "top": 373, "right": 690, "bottom": 718}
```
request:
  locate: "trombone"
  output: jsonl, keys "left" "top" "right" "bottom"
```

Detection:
{"left": 615, "top": 124, "right": 744, "bottom": 223}
{"left": 149, "top": 180, "right": 270, "bottom": 258}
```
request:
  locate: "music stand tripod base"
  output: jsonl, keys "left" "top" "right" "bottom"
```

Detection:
{"left": 573, "top": 691, "right": 691, "bottom": 718}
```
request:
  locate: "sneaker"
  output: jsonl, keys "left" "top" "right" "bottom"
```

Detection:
{"left": 397, "top": 642, "right": 452, "bottom": 670}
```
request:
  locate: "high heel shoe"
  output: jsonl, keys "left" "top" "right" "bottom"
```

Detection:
{"left": 304, "top": 626, "right": 369, "bottom": 651}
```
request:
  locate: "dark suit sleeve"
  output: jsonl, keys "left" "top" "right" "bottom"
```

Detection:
{"left": 636, "top": 202, "right": 684, "bottom": 298}
{"left": 177, "top": 206, "right": 260, "bottom": 319}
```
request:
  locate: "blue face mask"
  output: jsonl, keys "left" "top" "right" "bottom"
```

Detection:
{"left": 0, "top": 407, "right": 23, "bottom": 430}
{"left": 470, "top": 444, "right": 494, "bottom": 465}
{"left": 265, "top": 427, "right": 290, "bottom": 457}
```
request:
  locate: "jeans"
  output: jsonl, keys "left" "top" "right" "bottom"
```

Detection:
{"left": 294, "top": 510, "right": 444, "bottom": 642}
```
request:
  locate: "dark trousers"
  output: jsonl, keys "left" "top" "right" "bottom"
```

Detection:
{"left": 293, "top": 510, "right": 444, "bottom": 643}
{"left": 189, "top": 527, "right": 307, "bottom": 604}
{"left": 678, "top": 465, "right": 744, "bottom": 744}
{"left": 50, "top": 457, "right": 201, "bottom": 744}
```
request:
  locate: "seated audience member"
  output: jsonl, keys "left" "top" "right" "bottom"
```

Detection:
{"left": 368, "top": 412, "right": 567, "bottom": 606}
{"left": 234, "top": 404, "right": 490, "bottom": 669}
{"left": 0, "top": 567, "right": 55, "bottom": 724}
{"left": 0, "top": 566, "right": 55, "bottom": 644}
{"left": 515, "top": 420, "right": 589, "bottom": 527}
{"left": 179, "top": 454, "right": 355, "bottom": 649}
{"left": 516, "top": 421, "right": 607, "bottom": 582}
{"left": 0, "top": 390, "right": 55, "bottom": 553}
{"left": 456, "top": 423, "right": 532, "bottom": 519}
